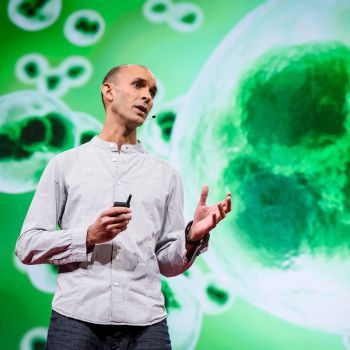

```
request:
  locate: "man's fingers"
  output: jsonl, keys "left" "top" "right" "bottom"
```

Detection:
{"left": 102, "top": 207, "right": 131, "bottom": 217}
{"left": 211, "top": 213, "right": 217, "bottom": 229}
{"left": 198, "top": 185, "right": 209, "bottom": 206}
{"left": 107, "top": 221, "right": 130, "bottom": 231}
{"left": 101, "top": 214, "right": 132, "bottom": 226}
{"left": 217, "top": 203, "right": 226, "bottom": 221}
{"left": 225, "top": 194, "right": 232, "bottom": 213}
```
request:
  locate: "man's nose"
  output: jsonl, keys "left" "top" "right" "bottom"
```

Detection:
{"left": 141, "top": 89, "right": 152, "bottom": 102}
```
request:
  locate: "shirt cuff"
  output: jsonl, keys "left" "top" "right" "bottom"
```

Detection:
{"left": 70, "top": 227, "right": 92, "bottom": 262}
{"left": 183, "top": 231, "right": 210, "bottom": 266}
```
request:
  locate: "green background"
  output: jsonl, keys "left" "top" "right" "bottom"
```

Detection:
{"left": 0, "top": 0, "right": 348, "bottom": 349}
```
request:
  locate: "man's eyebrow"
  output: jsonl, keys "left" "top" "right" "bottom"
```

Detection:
{"left": 132, "top": 78, "right": 157, "bottom": 94}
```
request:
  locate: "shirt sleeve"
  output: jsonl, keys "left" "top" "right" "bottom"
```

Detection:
{"left": 15, "top": 156, "right": 91, "bottom": 265}
{"left": 155, "top": 170, "right": 208, "bottom": 277}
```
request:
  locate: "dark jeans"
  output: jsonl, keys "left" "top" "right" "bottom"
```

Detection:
{"left": 45, "top": 310, "right": 172, "bottom": 350}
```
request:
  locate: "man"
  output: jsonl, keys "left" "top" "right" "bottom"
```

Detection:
{"left": 15, "top": 64, "right": 231, "bottom": 349}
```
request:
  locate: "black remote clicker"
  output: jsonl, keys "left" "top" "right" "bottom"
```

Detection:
{"left": 113, "top": 194, "right": 132, "bottom": 208}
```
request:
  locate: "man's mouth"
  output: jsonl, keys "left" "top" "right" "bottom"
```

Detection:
{"left": 134, "top": 105, "right": 147, "bottom": 115}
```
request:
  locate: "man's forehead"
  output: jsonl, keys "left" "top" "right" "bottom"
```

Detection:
{"left": 120, "top": 65, "right": 156, "bottom": 85}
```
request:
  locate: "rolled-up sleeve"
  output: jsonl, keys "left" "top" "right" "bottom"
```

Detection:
{"left": 15, "top": 156, "right": 90, "bottom": 265}
{"left": 155, "top": 170, "right": 208, "bottom": 277}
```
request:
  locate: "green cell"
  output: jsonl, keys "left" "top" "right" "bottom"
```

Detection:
{"left": 31, "top": 337, "right": 45, "bottom": 350}
{"left": 152, "top": 3, "right": 167, "bottom": 13}
{"left": 156, "top": 110, "right": 176, "bottom": 142}
{"left": 67, "top": 65, "right": 84, "bottom": 79}
{"left": 79, "top": 130, "right": 98, "bottom": 145}
{"left": 239, "top": 42, "right": 350, "bottom": 149}
{"left": 19, "top": 117, "right": 47, "bottom": 146}
{"left": 46, "top": 112, "right": 74, "bottom": 149}
{"left": 46, "top": 74, "right": 61, "bottom": 91}
{"left": 181, "top": 12, "right": 196, "bottom": 24}
{"left": 75, "top": 17, "right": 100, "bottom": 34}
{"left": 0, "top": 111, "right": 74, "bottom": 163}
{"left": 206, "top": 284, "right": 229, "bottom": 306}
{"left": 24, "top": 61, "right": 40, "bottom": 78}
{"left": 235, "top": 167, "right": 316, "bottom": 265}
{"left": 161, "top": 279, "right": 181, "bottom": 312}
{"left": 17, "top": 0, "right": 50, "bottom": 19}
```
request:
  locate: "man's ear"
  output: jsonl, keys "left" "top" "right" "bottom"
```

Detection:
{"left": 101, "top": 83, "right": 114, "bottom": 104}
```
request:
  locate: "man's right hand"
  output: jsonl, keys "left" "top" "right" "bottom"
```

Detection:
{"left": 86, "top": 207, "right": 132, "bottom": 248}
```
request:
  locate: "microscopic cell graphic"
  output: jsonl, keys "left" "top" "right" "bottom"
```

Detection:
{"left": 143, "top": 0, "right": 203, "bottom": 32}
{"left": 168, "top": 2, "right": 203, "bottom": 32}
{"left": 16, "top": 54, "right": 92, "bottom": 97}
{"left": 0, "top": 91, "right": 101, "bottom": 193}
{"left": 16, "top": 54, "right": 49, "bottom": 84}
{"left": 8, "top": 0, "right": 61, "bottom": 31}
{"left": 143, "top": 0, "right": 173, "bottom": 23}
{"left": 171, "top": 0, "right": 350, "bottom": 338}
{"left": 20, "top": 327, "right": 47, "bottom": 350}
{"left": 64, "top": 10, "right": 105, "bottom": 46}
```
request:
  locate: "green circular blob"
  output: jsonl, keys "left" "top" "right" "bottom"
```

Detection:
{"left": 156, "top": 111, "right": 176, "bottom": 142}
{"left": 161, "top": 279, "right": 181, "bottom": 312}
{"left": 46, "top": 75, "right": 61, "bottom": 91}
{"left": 74, "top": 17, "right": 99, "bottom": 34}
{"left": 239, "top": 42, "right": 350, "bottom": 149}
{"left": 31, "top": 336, "right": 46, "bottom": 350}
{"left": 181, "top": 12, "right": 196, "bottom": 24}
{"left": 19, "top": 117, "right": 47, "bottom": 146}
{"left": 234, "top": 166, "right": 318, "bottom": 265}
{"left": 46, "top": 112, "right": 74, "bottom": 149}
{"left": 206, "top": 284, "right": 229, "bottom": 305}
{"left": 24, "top": 61, "right": 40, "bottom": 78}
{"left": 151, "top": 3, "right": 167, "bottom": 13}
{"left": 79, "top": 131, "right": 97, "bottom": 145}
{"left": 18, "top": 0, "right": 51, "bottom": 19}
{"left": 67, "top": 65, "right": 84, "bottom": 79}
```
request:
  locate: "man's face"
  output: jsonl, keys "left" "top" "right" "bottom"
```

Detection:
{"left": 106, "top": 65, "right": 157, "bottom": 127}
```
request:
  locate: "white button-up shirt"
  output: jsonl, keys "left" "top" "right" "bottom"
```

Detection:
{"left": 15, "top": 136, "right": 207, "bottom": 325}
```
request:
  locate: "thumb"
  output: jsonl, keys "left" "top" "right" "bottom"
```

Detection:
{"left": 198, "top": 185, "right": 209, "bottom": 206}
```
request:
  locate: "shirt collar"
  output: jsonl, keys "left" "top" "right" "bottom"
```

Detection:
{"left": 91, "top": 135, "right": 146, "bottom": 154}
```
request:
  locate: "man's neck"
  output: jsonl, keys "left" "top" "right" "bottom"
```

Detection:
{"left": 99, "top": 122, "right": 137, "bottom": 150}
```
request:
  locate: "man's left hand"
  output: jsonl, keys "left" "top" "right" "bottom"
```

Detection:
{"left": 188, "top": 185, "right": 231, "bottom": 242}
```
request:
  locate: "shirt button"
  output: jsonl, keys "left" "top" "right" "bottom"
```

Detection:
{"left": 114, "top": 282, "right": 118, "bottom": 287}
{"left": 117, "top": 181, "right": 121, "bottom": 185}
{"left": 112, "top": 157, "right": 117, "bottom": 162}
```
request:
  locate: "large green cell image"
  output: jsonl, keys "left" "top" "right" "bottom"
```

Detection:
{"left": 172, "top": 0, "right": 350, "bottom": 348}
{"left": 1, "top": 0, "right": 350, "bottom": 349}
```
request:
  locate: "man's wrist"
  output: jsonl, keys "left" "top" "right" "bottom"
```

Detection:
{"left": 185, "top": 221, "right": 202, "bottom": 246}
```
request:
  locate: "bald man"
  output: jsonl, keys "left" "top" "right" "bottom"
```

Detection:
{"left": 16, "top": 64, "right": 231, "bottom": 349}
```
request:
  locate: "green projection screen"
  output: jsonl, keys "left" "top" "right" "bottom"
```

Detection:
{"left": 1, "top": 0, "right": 350, "bottom": 349}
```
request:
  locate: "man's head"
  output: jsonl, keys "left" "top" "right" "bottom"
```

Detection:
{"left": 101, "top": 64, "right": 157, "bottom": 128}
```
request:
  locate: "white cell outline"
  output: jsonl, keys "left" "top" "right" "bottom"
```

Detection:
{"left": 16, "top": 53, "right": 49, "bottom": 84}
{"left": 60, "top": 56, "right": 92, "bottom": 87}
{"left": 64, "top": 9, "right": 105, "bottom": 46}
{"left": 167, "top": 2, "right": 203, "bottom": 32}
{"left": 142, "top": 0, "right": 173, "bottom": 23}
{"left": 20, "top": 327, "right": 48, "bottom": 350}
{"left": 8, "top": 0, "right": 61, "bottom": 31}
{"left": 16, "top": 54, "right": 92, "bottom": 97}
{"left": 37, "top": 67, "right": 69, "bottom": 97}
